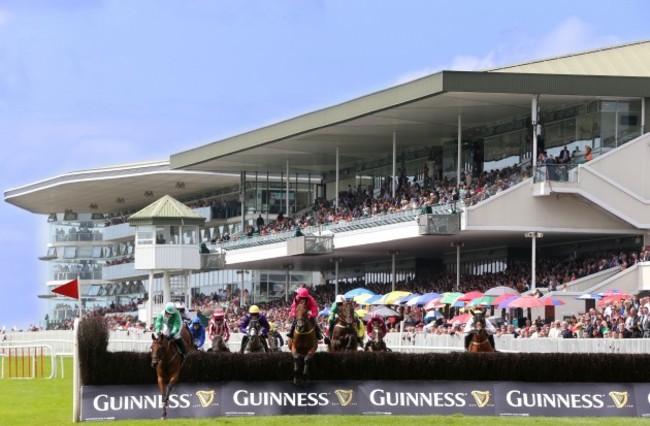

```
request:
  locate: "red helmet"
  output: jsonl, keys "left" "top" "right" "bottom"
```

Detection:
{"left": 370, "top": 312, "right": 382, "bottom": 321}
{"left": 296, "top": 287, "right": 310, "bottom": 298}
{"left": 212, "top": 310, "right": 225, "bottom": 319}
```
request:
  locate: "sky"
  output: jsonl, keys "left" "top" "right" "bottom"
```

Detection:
{"left": 0, "top": 0, "right": 648, "bottom": 331}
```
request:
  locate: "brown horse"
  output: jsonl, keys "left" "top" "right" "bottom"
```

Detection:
{"left": 365, "top": 328, "right": 390, "bottom": 352}
{"left": 288, "top": 301, "right": 318, "bottom": 385}
{"left": 467, "top": 315, "right": 494, "bottom": 353}
{"left": 150, "top": 326, "right": 193, "bottom": 419}
{"left": 328, "top": 300, "right": 359, "bottom": 352}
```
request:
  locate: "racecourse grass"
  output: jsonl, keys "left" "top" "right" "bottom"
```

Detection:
{"left": 2, "top": 357, "right": 650, "bottom": 425}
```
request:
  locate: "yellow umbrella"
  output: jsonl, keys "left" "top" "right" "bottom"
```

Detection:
{"left": 356, "top": 308, "right": 369, "bottom": 318}
{"left": 378, "top": 291, "right": 412, "bottom": 305}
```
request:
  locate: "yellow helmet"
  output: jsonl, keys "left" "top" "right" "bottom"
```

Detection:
{"left": 269, "top": 322, "right": 276, "bottom": 331}
{"left": 249, "top": 305, "right": 260, "bottom": 314}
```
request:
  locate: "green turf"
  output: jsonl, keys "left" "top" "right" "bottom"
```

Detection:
{"left": 2, "top": 357, "right": 650, "bottom": 425}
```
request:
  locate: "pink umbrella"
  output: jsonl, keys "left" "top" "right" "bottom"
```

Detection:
{"left": 448, "top": 313, "right": 472, "bottom": 324}
{"left": 505, "top": 295, "right": 545, "bottom": 309}
{"left": 539, "top": 295, "right": 566, "bottom": 306}
{"left": 492, "top": 294, "right": 517, "bottom": 307}
{"left": 457, "top": 291, "right": 484, "bottom": 302}
{"left": 424, "top": 297, "right": 445, "bottom": 311}
{"left": 599, "top": 289, "right": 631, "bottom": 299}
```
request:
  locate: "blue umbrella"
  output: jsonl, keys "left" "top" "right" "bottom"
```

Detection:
{"left": 396, "top": 293, "right": 421, "bottom": 304}
{"left": 407, "top": 292, "right": 441, "bottom": 306}
{"left": 362, "top": 294, "right": 384, "bottom": 305}
{"left": 344, "top": 288, "right": 376, "bottom": 299}
{"left": 424, "top": 310, "right": 445, "bottom": 323}
{"left": 318, "top": 307, "right": 330, "bottom": 316}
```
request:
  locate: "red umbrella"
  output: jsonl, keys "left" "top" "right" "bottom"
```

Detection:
{"left": 539, "top": 295, "right": 566, "bottom": 306}
{"left": 457, "top": 291, "right": 484, "bottom": 302}
{"left": 505, "top": 295, "right": 545, "bottom": 309}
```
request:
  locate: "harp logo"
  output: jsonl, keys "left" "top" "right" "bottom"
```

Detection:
{"left": 608, "top": 391, "right": 628, "bottom": 409}
{"left": 196, "top": 390, "right": 216, "bottom": 408}
{"left": 334, "top": 389, "right": 354, "bottom": 407}
{"left": 471, "top": 390, "right": 491, "bottom": 408}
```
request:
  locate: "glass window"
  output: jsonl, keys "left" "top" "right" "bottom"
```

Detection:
{"left": 63, "top": 247, "right": 77, "bottom": 259}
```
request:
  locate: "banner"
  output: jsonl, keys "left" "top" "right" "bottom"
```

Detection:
{"left": 81, "top": 381, "right": 647, "bottom": 420}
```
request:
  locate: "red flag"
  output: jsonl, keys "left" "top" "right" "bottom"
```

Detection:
{"left": 52, "top": 278, "right": 79, "bottom": 300}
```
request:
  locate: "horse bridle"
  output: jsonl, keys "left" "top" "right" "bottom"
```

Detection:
{"left": 151, "top": 337, "right": 179, "bottom": 365}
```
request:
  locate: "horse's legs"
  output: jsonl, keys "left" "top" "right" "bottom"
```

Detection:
{"left": 303, "top": 354, "right": 312, "bottom": 379}
{"left": 292, "top": 354, "right": 303, "bottom": 384}
{"left": 161, "top": 383, "right": 169, "bottom": 420}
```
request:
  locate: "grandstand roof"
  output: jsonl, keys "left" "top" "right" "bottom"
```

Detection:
{"left": 170, "top": 68, "right": 650, "bottom": 175}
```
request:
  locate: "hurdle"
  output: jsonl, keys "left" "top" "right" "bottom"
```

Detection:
{"left": 0, "top": 343, "right": 56, "bottom": 379}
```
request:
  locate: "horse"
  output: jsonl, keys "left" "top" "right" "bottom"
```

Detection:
{"left": 467, "top": 314, "right": 494, "bottom": 353}
{"left": 267, "top": 330, "right": 283, "bottom": 353}
{"left": 243, "top": 319, "right": 265, "bottom": 353}
{"left": 208, "top": 334, "right": 230, "bottom": 352}
{"left": 328, "top": 300, "right": 359, "bottom": 352}
{"left": 150, "top": 326, "right": 193, "bottom": 419}
{"left": 288, "top": 301, "right": 318, "bottom": 385}
{"left": 365, "top": 329, "right": 390, "bottom": 352}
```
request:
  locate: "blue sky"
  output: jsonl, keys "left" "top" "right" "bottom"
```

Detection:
{"left": 0, "top": 1, "right": 648, "bottom": 330}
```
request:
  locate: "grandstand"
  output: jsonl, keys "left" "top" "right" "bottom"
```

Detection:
{"left": 4, "top": 40, "right": 650, "bottom": 328}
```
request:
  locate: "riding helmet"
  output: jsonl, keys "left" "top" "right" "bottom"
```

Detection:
{"left": 249, "top": 305, "right": 260, "bottom": 314}
{"left": 335, "top": 294, "right": 346, "bottom": 304}
{"left": 164, "top": 302, "right": 176, "bottom": 314}
{"left": 296, "top": 287, "right": 310, "bottom": 298}
{"left": 192, "top": 317, "right": 202, "bottom": 325}
{"left": 212, "top": 310, "right": 225, "bottom": 319}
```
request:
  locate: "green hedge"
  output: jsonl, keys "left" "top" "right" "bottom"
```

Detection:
{"left": 78, "top": 317, "right": 650, "bottom": 386}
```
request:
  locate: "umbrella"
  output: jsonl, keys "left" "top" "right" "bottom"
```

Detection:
{"left": 440, "top": 292, "right": 464, "bottom": 304}
{"left": 468, "top": 295, "right": 496, "bottom": 307}
{"left": 448, "top": 313, "right": 472, "bottom": 324}
{"left": 424, "top": 297, "right": 445, "bottom": 311}
{"left": 492, "top": 294, "right": 518, "bottom": 307}
{"left": 355, "top": 308, "right": 369, "bottom": 318}
{"left": 575, "top": 293, "right": 603, "bottom": 300}
{"left": 539, "top": 295, "right": 566, "bottom": 306}
{"left": 377, "top": 291, "right": 412, "bottom": 305}
{"left": 407, "top": 292, "right": 441, "bottom": 307}
{"left": 318, "top": 307, "right": 330, "bottom": 316}
{"left": 484, "top": 286, "right": 520, "bottom": 296}
{"left": 361, "top": 295, "right": 384, "bottom": 305}
{"left": 352, "top": 293, "right": 375, "bottom": 304}
{"left": 505, "top": 295, "right": 545, "bottom": 309}
{"left": 424, "top": 310, "right": 445, "bottom": 322}
{"left": 396, "top": 293, "right": 421, "bottom": 304}
{"left": 363, "top": 306, "right": 401, "bottom": 321}
{"left": 457, "top": 291, "right": 484, "bottom": 302}
{"left": 598, "top": 289, "right": 631, "bottom": 299}
{"left": 344, "top": 288, "right": 376, "bottom": 299}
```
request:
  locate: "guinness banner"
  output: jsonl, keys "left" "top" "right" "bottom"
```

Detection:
{"left": 81, "top": 381, "right": 646, "bottom": 420}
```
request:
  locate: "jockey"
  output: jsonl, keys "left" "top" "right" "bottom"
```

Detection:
{"left": 239, "top": 305, "right": 270, "bottom": 353}
{"left": 176, "top": 301, "right": 192, "bottom": 325}
{"left": 268, "top": 321, "right": 284, "bottom": 349}
{"left": 153, "top": 302, "right": 188, "bottom": 359}
{"left": 325, "top": 294, "right": 363, "bottom": 344}
{"left": 286, "top": 287, "right": 324, "bottom": 341}
{"left": 190, "top": 317, "right": 206, "bottom": 350}
{"left": 364, "top": 311, "right": 387, "bottom": 350}
{"left": 208, "top": 309, "right": 230, "bottom": 343}
{"left": 463, "top": 306, "right": 497, "bottom": 350}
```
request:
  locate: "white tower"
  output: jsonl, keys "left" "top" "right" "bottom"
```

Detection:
{"left": 128, "top": 195, "right": 206, "bottom": 325}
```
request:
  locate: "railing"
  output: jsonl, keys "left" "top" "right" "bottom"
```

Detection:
{"left": 51, "top": 271, "right": 102, "bottom": 281}
{"left": 6, "top": 329, "right": 650, "bottom": 355}
{"left": 54, "top": 232, "right": 103, "bottom": 243}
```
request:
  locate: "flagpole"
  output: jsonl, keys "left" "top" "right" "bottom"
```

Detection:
{"left": 77, "top": 274, "right": 83, "bottom": 320}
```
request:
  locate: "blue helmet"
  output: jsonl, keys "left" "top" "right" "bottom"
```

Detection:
{"left": 191, "top": 317, "right": 202, "bottom": 325}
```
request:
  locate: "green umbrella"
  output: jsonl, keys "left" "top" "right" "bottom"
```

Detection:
{"left": 440, "top": 292, "right": 464, "bottom": 304}
{"left": 468, "top": 295, "right": 496, "bottom": 307}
